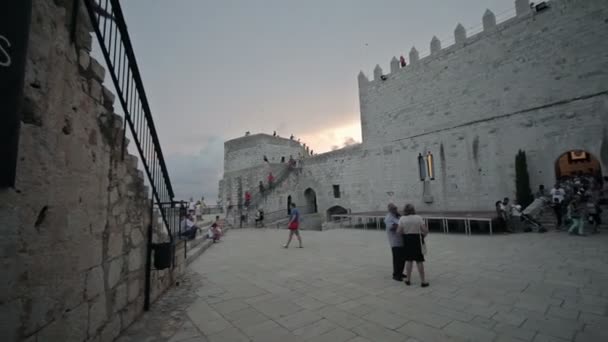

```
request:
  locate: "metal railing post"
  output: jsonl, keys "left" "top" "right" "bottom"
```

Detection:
{"left": 144, "top": 198, "right": 153, "bottom": 311}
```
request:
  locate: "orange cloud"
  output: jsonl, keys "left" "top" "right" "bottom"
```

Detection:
{"left": 298, "top": 120, "right": 362, "bottom": 153}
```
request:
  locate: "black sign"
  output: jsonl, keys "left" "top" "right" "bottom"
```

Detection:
{"left": 0, "top": 0, "right": 32, "bottom": 188}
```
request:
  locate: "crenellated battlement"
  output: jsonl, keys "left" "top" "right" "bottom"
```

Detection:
{"left": 357, "top": 0, "right": 608, "bottom": 147}
{"left": 358, "top": 0, "right": 535, "bottom": 87}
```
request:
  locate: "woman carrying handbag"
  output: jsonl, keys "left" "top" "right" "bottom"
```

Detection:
{"left": 397, "top": 204, "right": 429, "bottom": 287}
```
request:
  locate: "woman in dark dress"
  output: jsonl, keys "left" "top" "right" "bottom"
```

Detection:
{"left": 397, "top": 204, "right": 429, "bottom": 287}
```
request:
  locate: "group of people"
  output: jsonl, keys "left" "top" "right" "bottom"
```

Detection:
{"left": 496, "top": 175, "right": 604, "bottom": 235}
{"left": 548, "top": 176, "right": 603, "bottom": 235}
{"left": 180, "top": 213, "right": 223, "bottom": 243}
{"left": 385, "top": 203, "right": 429, "bottom": 287}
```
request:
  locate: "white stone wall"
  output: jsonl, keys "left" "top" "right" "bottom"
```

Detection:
{"left": 0, "top": 1, "right": 183, "bottom": 341}
{"left": 224, "top": 134, "right": 307, "bottom": 173}
{"left": 359, "top": 0, "right": 608, "bottom": 148}
{"left": 219, "top": 0, "right": 608, "bottom": 221}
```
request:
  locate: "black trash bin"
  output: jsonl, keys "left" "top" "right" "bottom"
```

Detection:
{"left": 152, "top": 242, "right": 173, "bottom": 270}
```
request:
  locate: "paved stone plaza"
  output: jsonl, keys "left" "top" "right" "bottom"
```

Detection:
{"left": 117, "top": 229, "right": 608, "bottom": 342}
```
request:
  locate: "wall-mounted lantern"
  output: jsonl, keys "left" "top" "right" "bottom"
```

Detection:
{"left": 417, "top": 153, "right": 426, "bottom": 181}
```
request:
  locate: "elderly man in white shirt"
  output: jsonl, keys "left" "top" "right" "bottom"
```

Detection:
{"left": 384, "top": 203, "right": 406, "bottom": 281}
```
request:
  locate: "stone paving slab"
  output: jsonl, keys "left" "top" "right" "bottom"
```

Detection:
{"left": 116, "top": 229, "right": 608, "bottom": 342}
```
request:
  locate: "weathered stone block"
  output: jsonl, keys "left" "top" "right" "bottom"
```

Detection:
{"left": 127, "top": 277, "right": 140, "bottom": 302}
{"left": 107, "top": 257, "right": 123, "bottom": 289}
{"left": 89, "top": 58, "right": 106, "bottom": 82}
{"left": 120, "top": 299, "right": 142, "bottom": 330}
{"left": 77, "top": 239, "right": 103, "bottom": 272}
{"left": 107, "top": 232, "right": 124, "bottom": 258}
{"left": 128, "top": 247, "right": 144, "bottom": 272}
{"left": 100, "top": 314, "right": 121, "bottom": 342}
{"left": 101, "top": 86, "right": 115, "bottom": 110}
{"left": 113, "top": 283, "right": 128, "bottom": 313}
{"left": 109, "top": 187, "right": 119, "bottom": 205}
{"left": 89, "top": 79, "right": 103, "bottom": 102}
{"left": 86, "top": 266, "right": 105, "bottom": 300}
{"left": 79, "top": 49, "right": 90, "bottom": 71}
{"left": 88, "top": 294, "right": 107, "bottom": 337}
{"left": 36, "top": 303, "right": 88, "bottom": 342}
{"left": 130, "top": 228, "right": 144, "bottom": 247}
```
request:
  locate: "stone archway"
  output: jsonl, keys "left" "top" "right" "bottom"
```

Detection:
{"left": 304, "top": 188, "right": 317, "bottom": 214}
{"left": 555, "top": 150, "right": 602, "bottom": 180}
{"left": 326, "top": 205, "right": 347, "bottom": 221}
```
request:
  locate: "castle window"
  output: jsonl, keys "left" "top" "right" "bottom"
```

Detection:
{"left": 333, "top": 185, "right": 341, "bottom": 198}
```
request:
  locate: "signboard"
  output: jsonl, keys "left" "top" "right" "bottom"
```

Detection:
{"left": 0, "top": 0, "right": 32, "bottom": 188}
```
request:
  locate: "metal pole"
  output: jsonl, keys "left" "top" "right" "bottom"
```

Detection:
{"left": 144, "top": 199, "right": 153, "bottom": 311}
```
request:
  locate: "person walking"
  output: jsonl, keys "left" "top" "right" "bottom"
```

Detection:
{"left": 551, "top": 183, "right": 566, "bottom": 229}
{"left": 397, "top": 204, "right": 429, "bottom": 287}
{"left": 385, "top": 203, "right": 406, "bottom": 281}
{"left": 283, "top": 203, "right": 302, "bottom": 248}
{"left": 567, "top": 196, "right": 585, "bottom": 236}
{"left": 244, "top": 191, "right": 251, "bottom": 208}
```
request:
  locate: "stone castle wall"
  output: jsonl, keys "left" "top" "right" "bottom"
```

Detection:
{"left": 0, "top": 1, "right": 182, "bottom": 341}
{"left": 224, "top": 134, "right": 306, "bottom": 173}
{"left": 359, "top": 0, "right": 608, "bottom": 147}
{"left": 219, "top": 0, "right": 608, "bottom": 219}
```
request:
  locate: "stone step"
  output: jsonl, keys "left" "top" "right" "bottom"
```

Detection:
{"left": 185, "top": 226, "right": 230, "bottom": 266}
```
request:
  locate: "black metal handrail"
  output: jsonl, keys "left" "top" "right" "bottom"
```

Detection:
{"left": 83, "top": 0, "right": 177, "bottom": 242}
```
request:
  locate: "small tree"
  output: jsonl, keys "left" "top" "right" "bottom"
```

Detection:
{"left": 515, "top": 150, "right": 534, "bottom": 208}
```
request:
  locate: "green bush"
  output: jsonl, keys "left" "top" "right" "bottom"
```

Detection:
{"left": 515, "top": 150, "right": 534, "bottom": 208}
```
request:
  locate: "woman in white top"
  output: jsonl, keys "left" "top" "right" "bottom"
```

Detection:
{"left": 397, "top": 204, "right": 429, "bottom": 287}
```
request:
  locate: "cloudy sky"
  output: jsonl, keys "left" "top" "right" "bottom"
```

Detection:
{"left": 112, "top": 0, "right": 510, "bottom": 202}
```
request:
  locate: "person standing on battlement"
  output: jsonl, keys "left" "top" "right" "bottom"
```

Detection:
{"left": 400, "top": 55, "right": 406, "bottom": 67}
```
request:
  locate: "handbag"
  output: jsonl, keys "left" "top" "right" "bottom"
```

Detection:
{"left": 419, "top": 222, "right": 427, "bottom": 255}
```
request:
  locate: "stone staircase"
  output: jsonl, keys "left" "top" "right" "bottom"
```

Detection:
{"left": 184, "top": 220, "right": 230, "bottom": 266}
{"left": 536, "top": 204, "right": 608, "bottom": 231}
{"left": 224, "top": 164, "right": 298, "bottom": 227}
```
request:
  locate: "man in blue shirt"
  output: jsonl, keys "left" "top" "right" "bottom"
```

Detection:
{"left": 385, "top": 203, "right": 405, "bottom": 281}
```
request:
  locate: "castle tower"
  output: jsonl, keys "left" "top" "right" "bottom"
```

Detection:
{"left": 409, "top": 47, "right": 419, "bottom": 65}
{"left": 390, "top": 57, "right": 399, "bottom": 73}
{"left": 430, "top": 36, "right": 441, "bottom": 55}
{"left": 373, "top": 64, "right": 383, "bottom": 81}
{"left": 454, "top": 23, "right": 467, "bottom": 45}
{"left": 358, "top": 70, "right": 369, "bottom": 90}
{"left": 483, "top": 9, "right": 497, "bottom": 31}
